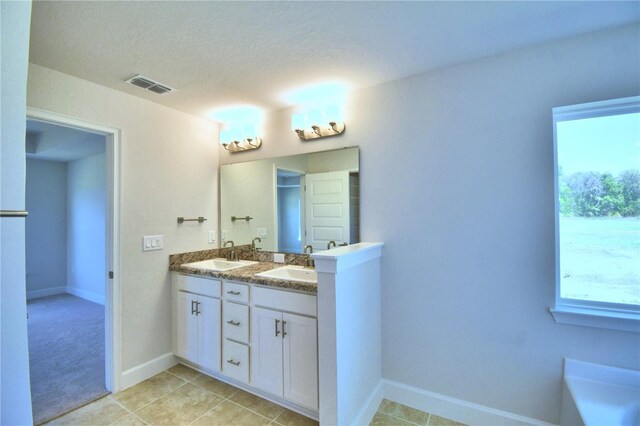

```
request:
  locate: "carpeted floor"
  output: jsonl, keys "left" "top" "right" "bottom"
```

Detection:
{"left": 27, "top": 294, "right": 108, "bottom": 425}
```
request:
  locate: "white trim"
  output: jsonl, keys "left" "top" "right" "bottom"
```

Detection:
{"left": 352, "top": 380, "right": 384, "bottom": 426}
{"left": 551, "top": 96, "right": 640, "bottom": 333}
{"left": 383, "top": 379, "right": 554, "bottom": 426}
{"left": 26, "top": 286, "right": 66, "bottom": 300}
{"left": 550, "top": 306, "right": 639, "bottom": 333}
{"left": 312, "top": 242, "right": 383, "bottom": 273}
{"left": 121, "top": 353, "right": 178, "bottom": 391}
{"left": 26, "top": 107, "right": 122, "bottom": 392}
{"left": 66, "top": 286, "right": 105, "bottom": 305}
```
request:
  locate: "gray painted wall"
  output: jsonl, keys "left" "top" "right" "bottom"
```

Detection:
{"left": 221, "top": 25, "right": 640, "bottom": 424}
{"left": 67, "top": 152, "right": 106, "bottom": 304}
{"left": 26, "top": 158, "right": 68, "bottom": 297}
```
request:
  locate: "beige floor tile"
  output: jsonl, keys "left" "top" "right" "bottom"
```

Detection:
{"left": 112, "top": 372, "right": 185, "bottom": 411}
{"left": 191, "top": 400, "right": 271, "bottom": 426}
{"left": 108, "top": 413, "right": 147, "bottom": 426}
{"left": 369, "top": 412, "right": 415, "bottom": 426}
{"left": 427, "top": 414, "right": 466, "bottom": 426}
{"left": 379, "top": 399, "right": 429, "bottom": 425}
{"left": 228, "top": 389, "right": 284, "bottom": 420}
{"left": 134, "top": 382, "right": 222, "bottom": 426}
{"left": 273, "top": 408, "right": 318, "bottom": 426}
{"left": 48, "top": 396, "right": 129, "bottom": 425}
{"left": 192, "top": 374, "right": 239, "bottom": 398}
{"left": 166, "top": 363, "right": 202, "bottom": 382}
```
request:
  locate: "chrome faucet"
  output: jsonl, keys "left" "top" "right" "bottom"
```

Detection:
{"left": 224, "top": 240, "right": 237, "bottom": 261}
{"left": 251, "top": 237, "right": 262, "bottom": 251}
{"left": 327, "top": 240, "right": 337, "bottom": 250}
{"left": 304, "top": 245, "right": 314, "bottom": 267}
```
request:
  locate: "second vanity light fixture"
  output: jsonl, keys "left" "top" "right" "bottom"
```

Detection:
{"left": 291, "top": 105, "right": 345, "bottom": 141}
{"left": 219, "top": 125, "right": 262, "bottom": 153}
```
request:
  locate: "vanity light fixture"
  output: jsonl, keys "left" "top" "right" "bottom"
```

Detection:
{"left": 291, "top": 105, "right": 345, "bottom": 141}
{"left": 220, "top": 125, "right": 262, "bottom": 153}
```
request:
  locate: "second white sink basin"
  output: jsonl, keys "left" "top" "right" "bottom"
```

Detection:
{"left": 255, "top": 265, "right": 317, "bottom": 284}
{"left": 182, "top": 258, "right": 258, "bottom": 272}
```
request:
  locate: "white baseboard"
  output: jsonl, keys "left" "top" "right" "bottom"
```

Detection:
{"left": 120, "top": 352, "right": 178, "bottom": 391}
{"left": 352, "top": 380, "right": 384, "bottom": 425}
{"left": 66, "top": 286, "right": 105, "bottom": 305}
{"left": 26, "top": 286, "right": 66, "bottom": 300}
{"left": 383, "top": 379, "right": 555, "bottom": 426}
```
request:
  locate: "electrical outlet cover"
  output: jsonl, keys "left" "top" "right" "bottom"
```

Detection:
{"left": 273, "top": 253, "right": 285, "bottom": 263}
{"left": 208, "top": 231, "right": 216, "bottom": 244}
{"left": 257, "top": 228, "right": 267, "bottom": 237}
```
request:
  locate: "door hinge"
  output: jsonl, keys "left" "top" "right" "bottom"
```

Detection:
{"left": 109, "top": 271, "right": 114, "bottom": 279}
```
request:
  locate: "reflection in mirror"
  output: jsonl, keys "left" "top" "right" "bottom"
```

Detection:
{"left": 220, "top": 147, "right": 359, "bottom": 254}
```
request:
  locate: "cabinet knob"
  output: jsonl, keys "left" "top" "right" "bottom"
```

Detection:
{"left": 226, "top": 359, "right": 240, "bottom": 366}
{"left": 227, "top": 320, "right": 240, "bottom": 326}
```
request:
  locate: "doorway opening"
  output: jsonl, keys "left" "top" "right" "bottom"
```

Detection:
{"left": 24, "top": 110, "right": 120, "bottom": 424}
{"left": 276, "top": 169, "right": 304, "bottom": 253}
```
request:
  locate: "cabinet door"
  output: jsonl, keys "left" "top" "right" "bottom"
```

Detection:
{"left": 176, "top": 291, "right": 199, "bottom": 364}
{"left": 198, "top": 295, "right": 221, "bottom": 372}
{"left": 251, "top": 307, "right": 283, "bottom": 397}
{"left": 282, "top": 313, "right": 318, "bottom": 410}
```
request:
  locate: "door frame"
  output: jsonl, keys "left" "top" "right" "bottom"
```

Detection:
{"left": 26, "top": 107, "right": 122, "bottom": 393}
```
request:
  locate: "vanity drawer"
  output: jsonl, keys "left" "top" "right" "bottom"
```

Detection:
{"left": 223, "top": 281, "right": 249, "bottom": 304}
{"left": 223, "top": 301, "right": 249, "bottom": 344}
{"left": 253, "top": 286, "right": 317, "bottom": 317}
{"left": 178, "top": 274, "right": 221, "bottom": 298}
{"left": 222, "top": 340, "right": 249, "bottom": 383}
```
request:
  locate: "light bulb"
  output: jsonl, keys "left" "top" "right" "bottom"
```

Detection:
{"left": 220, "top": 130, "right": 230, "bottom": 145}
{"left": 291, "top": 113, "right": 304, "bottom": 131}
{"left": 326, "top": 105, "right": 341, "bottom": 123}
{"left": 243, "top": 124, "right": 255, "bottom": 140}
{"left": 308, "top": 110, "right": 322, "bottom": 127}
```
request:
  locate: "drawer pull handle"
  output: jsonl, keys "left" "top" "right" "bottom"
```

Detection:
{"left": 195, "top": 301, "right": 201, "bottom": 316}
{"left": 227, "top": 320, "right": 240, "bottom": 326}
{"left": 275, "top": 319, "right": 280, "bottom": 337}
{"left": 226, "top": 359, "right": 240, "bottom": 366}
{"left": 227, "top": 290, "right": 241, "bottom": 295}
{"left": 191, "top": 300, "right": 197, "bottom": 315}
{"left": 282, "top": 320, "right": 287, "bottom": 337}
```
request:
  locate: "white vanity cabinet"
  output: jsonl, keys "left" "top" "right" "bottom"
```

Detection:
{"left": 222, "top": 281, "right": 250, "bottom": 383}
{"left": 252, "top": 288, "right": 318, "bottom": 411}
{"left": 173, "top": 272, "right": 318, "bottom": 415}
{"left": 174, "top": 275, "right": 222, "bottom": 372}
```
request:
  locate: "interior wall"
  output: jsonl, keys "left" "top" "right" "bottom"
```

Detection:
{"left": 27, "top": 63, "right": 219, "bottom": 374}
{"left": 0, "top": 1, "right": 34, "bottom": 424}
{"left": 220, "top": 24, "right": 640, "bottom": 424}
{"left": 67, "top": 152, "right": 106, "bottom": 304}
{"left": 25, "top": 158, "right": 68, "bottom": 298}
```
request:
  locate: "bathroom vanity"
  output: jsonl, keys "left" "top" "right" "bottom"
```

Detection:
{"left": 171, "top": 258, "right": 319, "bottom": 418}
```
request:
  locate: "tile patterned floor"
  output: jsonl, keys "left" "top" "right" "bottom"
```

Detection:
{"left": 46, "top": 364, "right": 464, "bottom": 426}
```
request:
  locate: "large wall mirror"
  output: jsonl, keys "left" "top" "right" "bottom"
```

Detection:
{"left": 220, "top": 147, "right": 359, "bottom": 254}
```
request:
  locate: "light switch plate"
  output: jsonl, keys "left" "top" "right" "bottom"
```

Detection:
{"left": 273, "top": 253, "right": 285, "bottom": 263}
{"left": 208, "top": 231, "right": 216, "bottom": 244}
{"left": 143, "top": 235, "right": 163, "bottom": 251}
{"left": 257, "top": 228, "right": 267, "bottom": 238}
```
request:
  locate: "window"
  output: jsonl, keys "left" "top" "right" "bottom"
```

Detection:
{"left": 551, "top": 96, "right": 640, "bottom": 332}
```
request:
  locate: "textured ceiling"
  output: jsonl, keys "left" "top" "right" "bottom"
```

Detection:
{"left": 29, "top": 1, "right": 639, "bottom": 123}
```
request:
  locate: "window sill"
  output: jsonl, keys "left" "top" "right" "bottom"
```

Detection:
{"left": 550, "top": 306, "right": 640, "bottom": 333}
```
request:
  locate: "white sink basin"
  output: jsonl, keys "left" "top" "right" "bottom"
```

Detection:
{"left": 182, "top": 258, "right": 258, "bottom": 272}
{"left": 255, "top": 265, "right": 317, "bottom": 284}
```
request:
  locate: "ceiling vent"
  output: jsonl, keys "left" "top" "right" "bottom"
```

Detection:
{"left": 125, "top": 74, "right": 174, "bottom": 95}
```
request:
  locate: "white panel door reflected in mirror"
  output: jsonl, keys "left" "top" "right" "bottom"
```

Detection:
{"left": 220, "top": 147, "right": 359, "bottom": 253}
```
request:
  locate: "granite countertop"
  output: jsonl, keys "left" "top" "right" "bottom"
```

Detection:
{"left": 169, "top": 261, "right": 317, "bottom": 294}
